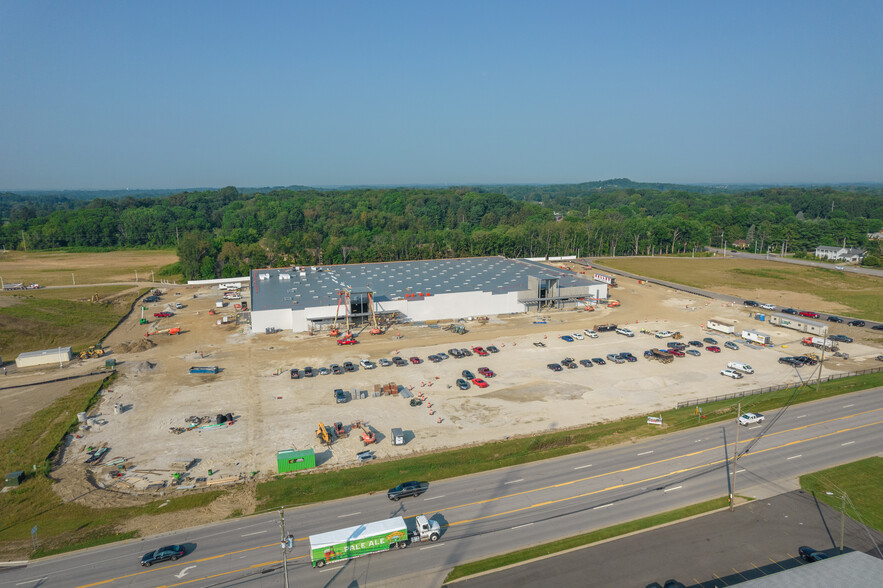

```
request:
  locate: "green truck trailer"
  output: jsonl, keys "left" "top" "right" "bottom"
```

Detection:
{"left": 309, "top": 514, "right": 440, "bottom": 568}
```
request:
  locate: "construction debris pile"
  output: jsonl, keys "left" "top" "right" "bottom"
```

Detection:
{"left": 169, "top": 413, "right": 235, "bottom": 434}
{"left": 116, "top": 339, "right": 157, "bottom": 353}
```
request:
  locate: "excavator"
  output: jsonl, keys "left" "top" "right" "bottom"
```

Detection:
{"left": 316, "top": 422, "right": 333, "bottom": 446}
{"left": 352, "top": 420, "right": 376, "bottom": 446}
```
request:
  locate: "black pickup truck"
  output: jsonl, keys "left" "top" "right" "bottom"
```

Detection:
{"left": 387, "top": 481, "right": 429, "bottom": 501}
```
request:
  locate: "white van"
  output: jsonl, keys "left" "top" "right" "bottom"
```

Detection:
{"left": 727, "top": 361, "right": 754, "bottom": 374}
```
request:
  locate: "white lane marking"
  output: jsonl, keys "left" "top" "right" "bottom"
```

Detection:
{"left": 424, "top": 495, "right": 445, "bottom": 501}
{"left": 15, "top": 579, "right": 47, "bottom": 586}
{"left": 504, "top": 479, "right": 524, "bottom": 485}
{"left": 737, "top": 469, "right": 746, "bottom": 473}
{"left": 241, "top": 530, "right": 267, "bottom": 537}
{"left": 841, "top": 441, "right": 855, "bottom": 446}
{"left": 748, "top": 426, "right": 762, "bottom": 430}
{"left": 511, "top": 523, "right": 534, "bottom": 530}
{"left": 593, "top": 503, "right": 613, "bottom": 510}
{"left": 787, "top": 455, "right": 802, "bottom": 460}
{"left": 337, "top": 512, "right": 361, "bottom": 518}
{"left": 637, "top": 450, "right": 654, "bottom": 456}
{"left": 573, "top": 464, "right": 593, "bottom": 470}
{"left": 796, "top": 415, "right": 807, "bottom": 419}
{"left": 420, "top": 543, "right": 445, "bottom": 550}
{"left": 664, "top": 486, "right": 683, "bottom": 493}
{"left": 843, "top": 404, "right": 854, "bottom": 408}
{"left": 173, "top": 566, "right": 197, "bottom": 579}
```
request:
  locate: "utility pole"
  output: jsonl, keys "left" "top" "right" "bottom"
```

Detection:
{"left": 826, "top": 491, "right": 846, "bottom": 552}
{"left": 815, "top": 326, "right": 828, "bottom": 397}
{"left": 730, "top": 402, "right": 741, "bottom": 512}
{"left": 279, "top": 508, "right": 292, "bottom": 588}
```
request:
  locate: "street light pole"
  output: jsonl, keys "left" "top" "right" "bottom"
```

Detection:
{"left": 826, "top": 491, "right": 846, "bottom": 552}
{"left": 279, "top": 508, "right": 291, "bottom": 588}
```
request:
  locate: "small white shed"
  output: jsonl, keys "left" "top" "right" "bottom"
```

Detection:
{"left": 16, "top": 347, "right": 72, "bottom": 368}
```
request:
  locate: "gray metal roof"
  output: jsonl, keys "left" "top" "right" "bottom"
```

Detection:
{"left": 770, "top": 313, "right": 826, "bottom": 329}
{"left": 250, "top": 257, "right": 601, "bottom": 312}
{"left": 739, "top": 550, "right": 883, "bottom": 587}
{"left": 17, "top": 347, "right": 72, "bottom": 359}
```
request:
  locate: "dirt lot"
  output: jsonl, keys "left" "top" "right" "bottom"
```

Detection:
{"left": 62, "top": 272, "right": 883, "bottom": 504}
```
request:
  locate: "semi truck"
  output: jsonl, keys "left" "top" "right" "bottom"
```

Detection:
{"left": 309, "top": 514, "right": 440, "bottom": 568}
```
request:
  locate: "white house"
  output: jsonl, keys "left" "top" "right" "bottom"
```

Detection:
{"left": 814, "top": 246, "right": 865, "bottom": 263}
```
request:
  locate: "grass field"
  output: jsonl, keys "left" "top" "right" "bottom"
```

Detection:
{"left": 0, "top": 249, "right": 180, "bottom": 287}
{"left": 601, "top": 257, "right": 883, "bottom": 321}
{"left": 799, "top": 457, "right": 883, "bottom": 534}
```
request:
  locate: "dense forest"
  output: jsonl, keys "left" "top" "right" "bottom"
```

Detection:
{"left": 1, "top": 182, "right": 882, "bottom": 279}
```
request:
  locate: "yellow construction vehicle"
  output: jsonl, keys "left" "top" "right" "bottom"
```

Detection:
{"left": 316, "top": 422, "right": 332, "bottom": 446}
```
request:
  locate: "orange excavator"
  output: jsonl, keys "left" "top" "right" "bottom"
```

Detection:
{"left": 352, "top": 420, "right": 376, "bottom": 446}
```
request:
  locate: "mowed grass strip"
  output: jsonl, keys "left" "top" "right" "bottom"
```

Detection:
{"left": 0, "top": 377, "right": 224, "bottom": 558}
{"left": 256, "top": 371, "right": 883, "bottom": 509}
{"left": 0, "top": 249, "right": 180, "bottom": 286}
{"left": 799, "top": 457, "right": 883, "bottom": 533}
{"left": 601, "top": 257, "right": 883, "bottom": 321}
{"left": 443, "top": 497, "right": 731, "bottom": 583}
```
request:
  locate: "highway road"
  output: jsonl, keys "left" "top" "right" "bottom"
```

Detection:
{"left": 2, "top": 388, "right": 881, "bottom": 588}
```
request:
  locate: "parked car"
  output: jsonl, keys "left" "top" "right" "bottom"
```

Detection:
{"left": 337, "top": 337, "right": 358, "bottom": 345}
{"left": 290, "top": 368, "right": 301, "bottom": 379}
{"left": 686, "top": 349, "right": 701, "bottom": 356}
{"left": 606, "top": 353, "right": 625, "bottom": 364}
{"left": 572, "top": 332, "right": 584, "bottom": 340}
{"left": 620, "top": 352, "right": 637, "bottom": 362}
{"left": 827, "top": 315, "right": 843, "bottom": 323}
{"left": 144, "top": 295, "right": 159, "bottom": 303}
{"left": 303, "top": 366, "right": 315, "bottom": 377}
{"left": 666, "top": 342, "right": 686, "bottom": 349}
{"left": 392, "top": 356, "right": 408, "bottom": 366}
{"left": 583, "top": 329, "right": 599, "bottom": 338}
{"left": 478, "top": 367, "right": 495, "bottom": 378}
{"left": 547, "top": 363, "right": 563, "bottom": 371}
{"left": 779, "top": 357, "right": 803, "bottom": 367}
{"left": 387, "top": 481, "right": 429, "bottom": 501}
{"left": 706, "top": 346, "right": 721, "bottom": 353}
{"left": 460, "top": 348, "right": 472, "bottom": 356}
{"left": 738, "top": 412, "right": 764, "bottom": 426}
{"left": 456, "top": 378, "right": 470, "bottom": 390}
{"left": 798, "top": 311, "right": 820, "bottom": 318}
{"left": 781, "top": 308, "right": 798, "bottom": 315}
{"left": 724, "top": 341, "right": 739, "bottom": 350}
{"left": 560, "top": 335, "right": 574, "bottom": 342}
{"left": 334, "top": 389, "right": 347, "bottom": 403}
{"left": 330, "top": 364, "right": 343, "bottom": 375}
{"left": 428, "top": 354, "right": 442, "bottom": 363}
{"left": 379, "top": 358, "right": 392, "bottom": 367}
{"left": 486, "top": 345, "right": 500, "bottom": 353}
{"left": 437, "top": 352, "right": 449, "bottom": 360}
{"left": 472, "top": 346, "right": 489, "bottom": 356}
{"left": 615, "top": 327, "right": 635, "bottom": 337}
{"left": 579, "top": 359, "right": 594, "bottom": 367}
{"left": 472, "top": 378, "right": 488, "bottom": 388}
{"left": 359, "top": 359, "right": 377, "bottom": 369}
{"left": 760, "top": 303, "right": 776, "bottom": 310}
{"left": 409, "top": 356, "right": 422, "bottom": 364}
{"left": 669, "top": 349, "right": 685, "bottom": 357}
{"left": 656, "top": 331, "right": 675, "bottom": 338}
{"left": 343, "top": 361, "right": 356, "bottom": 372}
{"left": 798, "top": 546, "right": 829, "bottom": 562}
{"left": 721, "top": 369, "right": 743, "bottom": 379}
{"left": 829, "top": 334, "right": 852, "bottom": 343}
{"left": 703, "top": 337, "right": 718, "bottom": 345}
{"left": 688, "top": 340, "right": 703, "bottom": 347}
{"left": 743, "top": 300, "right": 759, "bottom": 307}
{"left": 154, "top": 312, "right": 172, "bottom": 318}
{"left": 872, "top": 325, "right": 883, "bottom": 331}
{"left": 848, "top": 320, "right": 866, "bottom": 327}
{"left": 462, "top": 369, "right": 476, "bottom": 380}
{"left": 562, "top": 359, "right": 578, "bottom": 369}
{"left": 141, "top": 544, "right": 185, "bottom": 566}
{"left": 448, "top": 348, "right": 463, "bottom": 358}
{"left": 318, "top": 367, "right": 330, "bottom": 376}
{"left": 592, "top": 357, "right": 606, "bottom": 365}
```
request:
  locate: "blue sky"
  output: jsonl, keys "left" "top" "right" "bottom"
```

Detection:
{"left": 1, "top": 1, "right": 881, "bottom": 189}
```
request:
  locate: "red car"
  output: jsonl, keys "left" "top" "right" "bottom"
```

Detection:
{"left": 336, "top": 338, "right": 358, "bottom": 345}
{"left": 471, "top": 378, "right": 488, "bottom": 388}
{"left": 472, "top": 346, "right": 489, "bottom": 356}
{"left": 409, "top": 356, "right": 422, "bottom": 364}
{"left": 669, "top": 349, "right": 685, "bottom": 357}
{"left": 798, "top": 311, "right": 821, "bottom": 319}
{"left": 154, "top": 312, "right": 172, "bottom": 318}
{"left": 478, "top": 367, "right": 495, "bottom": 378}
{"left": 706, "top": 345, "right": 721, "bottom": 353}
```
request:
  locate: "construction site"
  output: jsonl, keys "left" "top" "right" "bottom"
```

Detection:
{"left": 8, "top": 259, "right": 881, "bottom": 513}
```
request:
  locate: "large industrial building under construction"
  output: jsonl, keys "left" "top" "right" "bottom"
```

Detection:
{"left": 249, "top": 257, "right": 608, "bottom": 334}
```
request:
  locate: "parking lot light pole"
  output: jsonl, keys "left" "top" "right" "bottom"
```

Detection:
{"left": 826, "top": 491, "right": 846, "bottom": 552}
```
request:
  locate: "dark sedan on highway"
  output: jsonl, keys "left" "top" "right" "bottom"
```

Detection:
{"left": 388, "top": 481, "right": 429, "bottom": 500}
{"left": 141, "top": 544, "right": 185, "bottom": 566}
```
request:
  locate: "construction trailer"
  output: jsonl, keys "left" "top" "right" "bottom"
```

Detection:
{"left": 768, "top": 314, "right": 828, "bottom": 336}
{"left": 276, "top": 449, "right": 316, "bottom": 473}
{"left": 741, "top": 330, "right": 772, "bottom": 345}
{"left": 706, "top": 318, "right": 736, "bottom": 335}
{"left": 16, "top": 347, "right": 72, "bottom": 368}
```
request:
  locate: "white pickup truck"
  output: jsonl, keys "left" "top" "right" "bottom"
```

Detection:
{"left": 737, "top": 412, "right": 764, "bottom": 426}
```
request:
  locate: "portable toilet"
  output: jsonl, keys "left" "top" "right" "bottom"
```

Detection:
{"left": 756, "top": 313, "right": 765, "bottom": 322}
{"left": 391, "top": 428, "right": 405, "bottom": 446}
{"left": 277, "top": 449, "right": 316, "bottom": 473}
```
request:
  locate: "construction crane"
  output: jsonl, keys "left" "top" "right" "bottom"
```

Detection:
{"left": 368, "top": 291, "right": 383, "bottom": 335}
{"left": 329, "top": 290, "right": 351, "bottom": 337}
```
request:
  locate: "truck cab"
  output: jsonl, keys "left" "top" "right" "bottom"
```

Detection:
{"left": 409, "top": 514, "right": 441, "bottom": 543}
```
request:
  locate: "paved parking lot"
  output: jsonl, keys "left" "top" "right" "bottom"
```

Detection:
{"left": 450, "top": 490, "right": 883, "bottom": 587}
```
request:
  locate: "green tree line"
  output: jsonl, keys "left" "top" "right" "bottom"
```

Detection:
{"left": 1, "top": 184, "right": 881, "bottom": 279}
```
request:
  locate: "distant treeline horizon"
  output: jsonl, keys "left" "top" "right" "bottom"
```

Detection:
{"left": 1, "top": 180, "right": 881, "bottom": 279}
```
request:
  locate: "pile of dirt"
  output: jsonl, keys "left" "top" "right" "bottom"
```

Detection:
{"left": 116, "top": 339, "right": 157, "bottom": 353}
{"left": 130, "top": 360, "right": 157, "bottom": 373}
